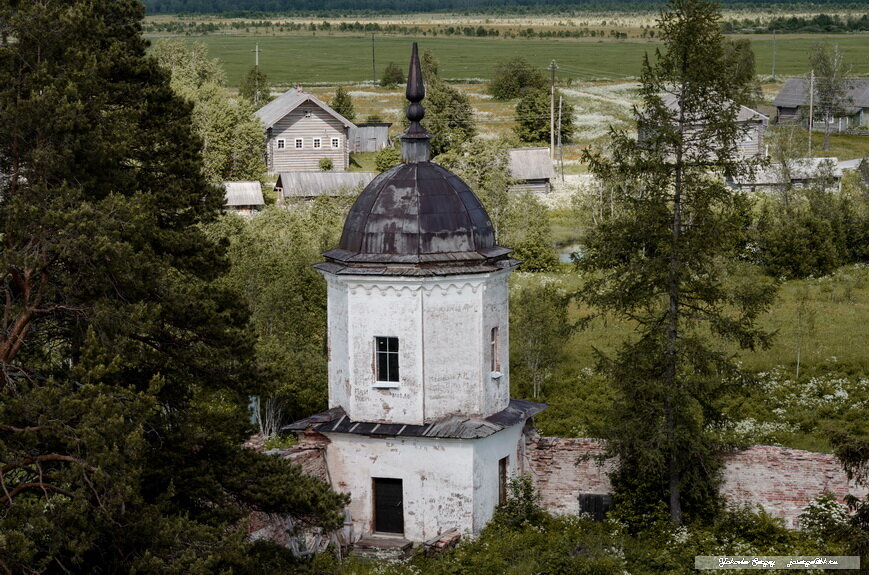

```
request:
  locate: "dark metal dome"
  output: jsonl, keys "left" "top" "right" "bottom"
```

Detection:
{"left": 317, "top": 43, "right": 514, "bottom": 276}
{"left": 322, "top": 162, "right": 512, "bottom": 269}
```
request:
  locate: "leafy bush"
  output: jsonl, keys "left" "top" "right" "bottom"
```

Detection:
{"left": 488, "top": 56, "right": 548, "bottom": 100}
{"left": 798, "top": 491, "right": 850, "bottom": 542}
{"left": 319, "top": 157, "right": 333, "bottom": 171}
{"left": 374, "top": 146, "right": 401, "bottom": 172}
{"left": 380, "top": 61, "right": 404, "bottom": 87}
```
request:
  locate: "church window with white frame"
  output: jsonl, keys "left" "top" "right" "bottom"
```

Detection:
{"left": 374, "top": 336, "right": 399, "bottom": 384}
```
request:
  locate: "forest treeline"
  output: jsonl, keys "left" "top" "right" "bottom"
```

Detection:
{"left": 142, "top": 0, "right": 865, "bottom": 16}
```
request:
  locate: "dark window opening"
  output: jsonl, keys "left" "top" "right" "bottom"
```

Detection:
{"left": 490, "top": 327, "right": 501, "bottom": 372}
{"left": 578, "top": 493, "right": 611, "bottom": 522}
{"left": 375, "top": 336, "right": 399, "bottom": 382}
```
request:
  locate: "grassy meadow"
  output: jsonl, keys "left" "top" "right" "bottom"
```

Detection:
{"left": 147, "top": 32, "right": 869, "bottom": 87}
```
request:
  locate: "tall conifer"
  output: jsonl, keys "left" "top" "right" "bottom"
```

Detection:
{"left": 0, "top": 1, "right": 345, "bottom": 571}
{"left": 580, "top": 0, "right": 776, "bottom": 525}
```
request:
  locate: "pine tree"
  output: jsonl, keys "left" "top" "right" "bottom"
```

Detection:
{"left": 239, "top": 64, "right": 271, "bottom": 105}
{"left": 330, "top": 85, "right": 355, "bottom": 122}
{"left": 0, "top": 1, "right": 346, "bottom": 572}
{"left": 579, "top": 0, "right": 776, "bottom": 525}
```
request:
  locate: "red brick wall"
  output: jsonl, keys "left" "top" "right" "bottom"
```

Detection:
{"left": 721, "top": 445, "right": 867, "bottom": 527}
{"left": 527, "top": 437, "right": 868, "bottom": 526}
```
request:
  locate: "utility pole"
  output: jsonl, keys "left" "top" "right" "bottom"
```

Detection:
{"left": 771, "top": 30, "right": 776, "bottom": 79}
{"left": 808, "top": 69, "right": 814, "bottom": 156}
{"left": 548, "top": 60, "right": 558, "bottom": 160}
{"left": 557, "top": 95, "right": 564, "bottom": 181}
{"left": 251, "top": 43, "right": 262, "bottom": 104}
{"left": 371, "top": 34, "right": 376, "bottom": 86}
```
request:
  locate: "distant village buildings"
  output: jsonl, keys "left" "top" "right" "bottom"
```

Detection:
{"left": 507, "top": 147, "right": 556, "bottom": 194}
{"left": 773, "top": 77, "right": 869, "bottom": 131}
{"left": 223, "top": 181, "right": 265, "bottom": 215}
{"left": 274, "top": 171, "right": 376, "bottom": 202}
{"left": 255, "top": 88, "right": 355, "bottom": 173}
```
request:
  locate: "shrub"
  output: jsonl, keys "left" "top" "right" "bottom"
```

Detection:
{"left": 380, "top": 61, "right": 404, "bottom": 87}
{"left": 319, "top": 158, "right": 333, "bottom": 171}
{"left": 374, "top": 146, "right": 401, "bottom": 172}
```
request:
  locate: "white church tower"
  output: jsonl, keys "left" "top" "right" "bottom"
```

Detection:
{"left": 288, "top": 44, "right": 545, "bottom": 545}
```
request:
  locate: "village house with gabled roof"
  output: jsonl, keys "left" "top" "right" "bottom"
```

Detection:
{"left": 657, "top": 93, "right": 769, "bottom": 159}
{"left": 773, "top": 77, "right": 869, "bottom": 131}
{"left": 255, "top": 88, "right": 356, "bottom": 173}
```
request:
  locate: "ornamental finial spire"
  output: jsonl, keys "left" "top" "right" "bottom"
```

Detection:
{"left": 401, "top": 42, "right": 431, "bottom": 163}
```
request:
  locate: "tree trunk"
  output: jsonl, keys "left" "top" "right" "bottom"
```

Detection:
{"left": 822, "top": 112, "right": 831, "bottom": 151}
{"left": 665, "top": 88, "right": 687, "bottom": 526}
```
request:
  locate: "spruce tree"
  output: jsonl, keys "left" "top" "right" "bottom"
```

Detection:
{"left": 330, "top": 85, "right": 355, "bottom": 122}
{"left": 0, "top": 1, "right": 346, "bottom": 572}
{"left": 580, "top": 0, "right": 776, "bottom": 525}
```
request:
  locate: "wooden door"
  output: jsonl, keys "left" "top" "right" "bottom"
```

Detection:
{"left": 373, "top": 477, "right": 404, "bottom": 534}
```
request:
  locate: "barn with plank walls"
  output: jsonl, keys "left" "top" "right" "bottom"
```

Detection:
{"left": 255, "top": 88, "right": 355, "bottom": 173}
{"left": 286, "top": 44, "right": 544, "bottom": 547}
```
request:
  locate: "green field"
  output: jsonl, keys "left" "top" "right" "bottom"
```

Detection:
{"left": 150, "top": 33, "right": 869, "bottom": 86}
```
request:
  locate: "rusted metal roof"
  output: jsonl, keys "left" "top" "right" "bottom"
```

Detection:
{"left": 508, "top": 147, "right": 556, "bottom": 181}
{"left": 321, "top": 162, "right": 510, "bottom": 268}
{"left": 284, "top": 399, "right": 547, "bottom": 440}
{"left": 224, "top": 181, "right": 264, "bottom": 206}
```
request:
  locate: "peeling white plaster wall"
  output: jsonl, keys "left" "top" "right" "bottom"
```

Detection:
{"left": 323, "top": 270, "right": 511, "bottom": 425}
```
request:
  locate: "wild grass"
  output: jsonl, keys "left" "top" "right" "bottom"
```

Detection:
{"left": 147, "top": 33, "right": 869, "bottom": 87}
{"left": 515, "top": 264, "right": 868, "bottom": 450}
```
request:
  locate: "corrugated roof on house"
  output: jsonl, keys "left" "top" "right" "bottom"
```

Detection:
{"left": 660, "top": 92, "right": 769, "bottom": 123}
{"left": 773, "top": 77, "right": 869, "bottom": 112}
{"left": 508, "top": 147, "right": 556, "bottom": 181}
{"left": 731, "top": 157, "right": 842, "bottom": 186}
{"left": 276, "top": 171, "right": 376, "bottom": 198}
{"left": 255, "top": 88, "right": 356, "bottom": 130}
{"left": 284, "top": 398, "right": 547, "bottom": 440}
{"left": 224, "top": 181, "right": 264, "bottom": 206}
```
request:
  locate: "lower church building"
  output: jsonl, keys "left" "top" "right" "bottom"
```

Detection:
{"left": 286, "top": 44, "right": 545, "bottom": 544}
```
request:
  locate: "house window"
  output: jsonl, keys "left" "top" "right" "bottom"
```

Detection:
{"left": 332, "top": 137, "right": 340, "bottom": 149}
{"left": 498, "top": 457, "right": 509, "bottom": 506}
{"left": 490, "top": 327, "right": 501, "bottom": 373}
{"left": 304, "top": 110, "right": 312, "bottom": 118}
{"left": 313, "top": 138, "right": 322, "bottom": 149}
{"left": 295, "top": 138, "right": 303, "bottom": 149}
{"left": 374, "top": 337, "right": 399, "bottom": 384}
{"left": 276, "top": 139, "right": 285, "bottom": 149}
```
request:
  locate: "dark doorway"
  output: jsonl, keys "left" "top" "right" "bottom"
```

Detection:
{"left": 373, "top": 477, "right": 404, "bottom": 534}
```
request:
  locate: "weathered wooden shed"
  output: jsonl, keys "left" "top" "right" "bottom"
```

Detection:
{"left": 348, "top": 122, "right": 392, "bottom": 153}
{"left": 728, "top": 157, "right": 842, "bottom": 193}
{"left": 223, "top": 181, "right": 265, "bottom": 216}
{"left": 255, "top": 88, "right": 356, "bottom": 173}
{"left": 274, "top": 171, "right": 376, "bottom": 202}
{"left": 658, "top": 93, "right": 769, "bottom": 159}
{"left": 507, "top": 147, "right": 556, "bottom": 194}
{"left": 774, "top": 77, "right": 869, "bottom": 131}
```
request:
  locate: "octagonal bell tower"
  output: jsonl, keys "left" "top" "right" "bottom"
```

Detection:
{"left": 314, "top": 47, "right": 517, "bottom": 426}
{"left": 292, "top": 44, "right": 545, "bottom": 544}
